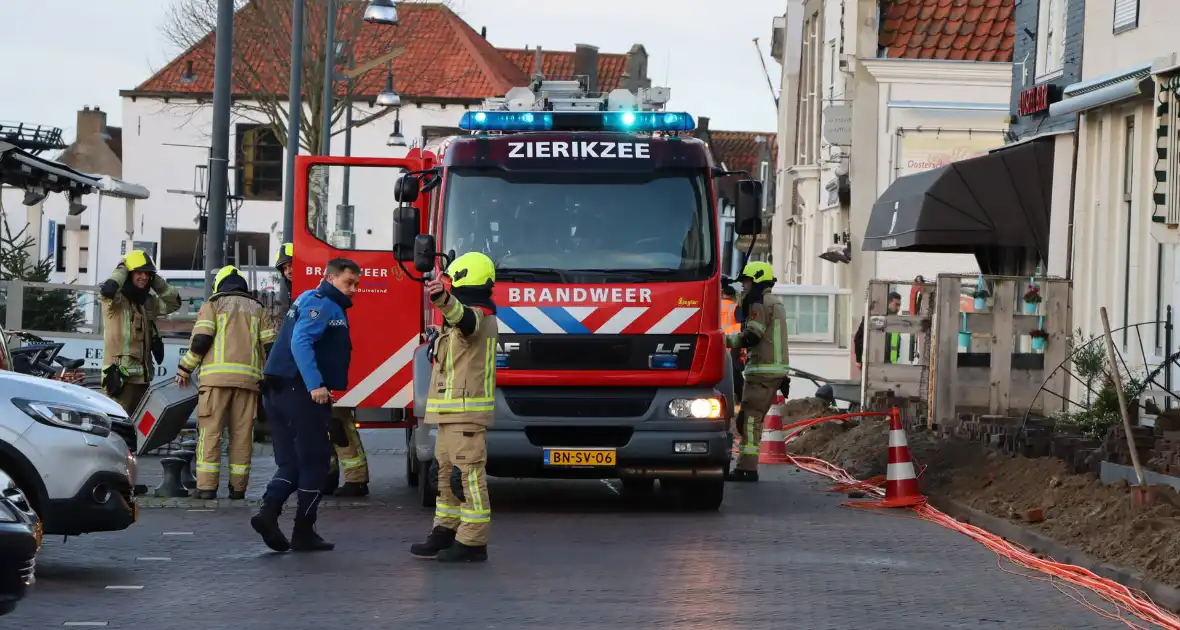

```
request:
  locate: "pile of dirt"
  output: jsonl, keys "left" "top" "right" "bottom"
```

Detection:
{"left": 786, "top": 417, "right": 1180, "bottom": 588}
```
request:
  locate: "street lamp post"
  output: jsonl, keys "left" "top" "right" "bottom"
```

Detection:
{"left": 280, "top": 0, "right": 306, "bottom": 303}
{"left": 204, "top": 0, "right": 235, "bottom": 298}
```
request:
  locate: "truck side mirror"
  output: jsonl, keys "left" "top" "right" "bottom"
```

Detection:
{"left": 734, "top": 179, "right": 763, "bottom": 236}
{"left": 392, "top": 206, "right": 420, "bottom": 262}
{"left": 394, "top": 176, "right": 420, "bottom": 203}
{"left": 413, "top": 235, "right": 437, "bottom": 273}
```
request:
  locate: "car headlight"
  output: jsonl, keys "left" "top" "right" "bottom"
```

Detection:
{"left": 667, "top": 397, "right": 723, "bottom": 419}
{"left": 14, "top": 398, "right": 113, "bottom": 438}
{"left": 0, "top": 505, "right": 15, "bottom": 523}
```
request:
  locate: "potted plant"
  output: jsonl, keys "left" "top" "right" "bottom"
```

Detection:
{"left": 973, "top": 287, "right": 990, "bottom": 311}
{"left": 1030, "top": 328, "right": 1048, "bottom": 351}
{"left": 1023, "top": 285, "right": 1042, "bottom": 314}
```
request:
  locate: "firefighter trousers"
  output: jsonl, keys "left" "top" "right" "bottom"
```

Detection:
{"left": 110, "top": 382, "right": 148, "bottom": 451}
{"left": 433, "top": 423, "right": 490, "bottom": 547}
{"left": 327, "top": 408, "right": 368, "bottom": 484}
{"left": 196, "top": 385, "right": 258, "bottom": 492}
{"left": 734, "top": 378, "right": 778, "bottom": 472}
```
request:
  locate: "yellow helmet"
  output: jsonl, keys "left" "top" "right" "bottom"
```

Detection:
{"left": 445, "top": 252, "right": 495, "bottom": 289}
{"left": 123, "top": 250, "right": 157, "bottom": 273}
{"left": 738, "top": 261, "right": 775, "bottom": 284}
{"left": 213, "top": 265, "right": 245, "bottom": 293}
{"left": 274, "top": 243, "right": 293, "bottom": 270}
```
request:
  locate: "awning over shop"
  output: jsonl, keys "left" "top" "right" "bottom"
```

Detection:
{"left": 862, "top": 136, "right": 1054, "bottom": 262}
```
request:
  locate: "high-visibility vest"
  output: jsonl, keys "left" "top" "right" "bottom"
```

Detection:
{"left": 721, "top": 299, "right": 741, "bottom": 335}
{"left": 887, "top": 332, "right": 901, "bottom": 364}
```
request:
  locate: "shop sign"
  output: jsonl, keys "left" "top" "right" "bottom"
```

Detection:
{"left": 1017, "top": 83, "right": 1061, "bottom": 117}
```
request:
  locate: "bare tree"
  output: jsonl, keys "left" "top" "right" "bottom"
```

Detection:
{"left": 159, "top": 0, "right": 476, "bottom": 154}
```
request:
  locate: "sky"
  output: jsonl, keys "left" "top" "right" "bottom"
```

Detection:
{"left": 0, "top": 0, "right": 785, "bottom": 141}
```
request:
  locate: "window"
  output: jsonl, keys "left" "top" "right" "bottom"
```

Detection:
{"left": 441, "top": 169, "right": 715, "bottom": 282}
{"left": 55, "top": 224, "right": 89, "bottom": 274}
{"left": 159, "top": 228, "right": 270, "bottom": 271}
{"left": 422, "top": 126, "right": 464, "bottom": 144}
{"left": 1122, "top": 115, "right": 1135, "bottom": 348}
{"left": 722, "top": 221, "right": 735, "bottom": 277}
{"left": 1036, "top": 0, "right": 1067, "bottom": 79}
{"left": 1114, "top": 0, "right": 1139, "bottom": 34}
{"left": 780, "top": 294, "right": 834, "bottom": 343}
{"left": 235, "top": 123, "right": 283, "bottom": 201}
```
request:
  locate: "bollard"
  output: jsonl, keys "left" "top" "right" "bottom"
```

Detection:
{"left": 153, "top": 458, "right": 191, "bottom": 498}
{"left": 173, "top": 450, "right": 198, "bottom": 490}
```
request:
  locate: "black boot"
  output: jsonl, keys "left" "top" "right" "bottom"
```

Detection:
{"left": 195, "top": 489, "right": 217, "bottom": 500}
{"left": 321, "top": 472, "right": 340, "bottom": 496}
{"left": 249, "top": 500, "right": 290, "bottom": 552}
{"left": 436, "top": 541, "right": 488, "bottom": 563}
{"left": 409, "top": 526, "right": 456, "bottom": 557}
{"left": 228, "top": 490, "right": 246, "bottom": 500}
{"left": 290, "top": 518, "right": 335, "bottom": 552}
{"left": 334, "top": 482, "right": 368, "bottom": 497}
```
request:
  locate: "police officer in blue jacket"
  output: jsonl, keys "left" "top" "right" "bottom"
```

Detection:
{"left": 250, "top": 258, "right": 360, "bottom": 552}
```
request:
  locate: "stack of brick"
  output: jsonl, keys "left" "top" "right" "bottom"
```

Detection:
{"left": 1149, "top": 431, "right": 1180, "bottom": 475}
{"left": 1102, "top": 425, "right": 1156, "bottom": 468}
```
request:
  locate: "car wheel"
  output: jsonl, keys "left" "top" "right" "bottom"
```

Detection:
{"left": 672, "top": 479, "right": 725, "bottom": 511}
{"left": 417, "top": 459, "right": 437, "bottom": 509}
{"left": 406, "top": 428, "right": 419, "bottom": 487}
{"left": 619, "top": 478, "right": 655, "bottom": 507}
{"left": 0, "top": 600, "right": 16, "bottom": 616}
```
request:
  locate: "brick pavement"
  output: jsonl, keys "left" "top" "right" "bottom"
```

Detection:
{"left": 7, "top": 458, "right": 1132, "bottom": 630}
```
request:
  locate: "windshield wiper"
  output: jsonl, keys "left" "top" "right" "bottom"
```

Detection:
{"left": 497, "top": 267, "right": 571, "bottom": 283}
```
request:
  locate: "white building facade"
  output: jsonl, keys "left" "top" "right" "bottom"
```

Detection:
{"left": 771, "top": 0, "right": 1013, "bottom": 379}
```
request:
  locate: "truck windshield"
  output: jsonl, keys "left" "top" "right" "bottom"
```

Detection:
{"left": 440, "top": 168, "right": 714, "bottom": 282}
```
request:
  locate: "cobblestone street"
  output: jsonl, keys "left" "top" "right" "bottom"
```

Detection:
{"left": 7, "top": 432, "right": 1131, "bottom": 629}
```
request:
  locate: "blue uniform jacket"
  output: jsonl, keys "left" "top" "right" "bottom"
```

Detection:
{"left": 264, "top": 280, "right": 353, "bottom": 391}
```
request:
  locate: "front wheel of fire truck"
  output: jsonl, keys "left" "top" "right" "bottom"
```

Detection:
{"left": 417, "top": 459, "right": 437, "bottom": 509}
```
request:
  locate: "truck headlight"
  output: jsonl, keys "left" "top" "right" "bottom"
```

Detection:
{"left": 14, "top": 398, "right": 113, "bottom": 438}
{"left": 667, "top": 397, "right": 723, "bottom": 419}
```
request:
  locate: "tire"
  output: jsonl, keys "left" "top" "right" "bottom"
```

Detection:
{"left": 676, "top": 479, "right": 725, "bottom": 511}
{"left": 417, "top": 458, "right": 436, "bottom": 509}
{"left": 406, "top": 428, "right": 419, "bottom": 487}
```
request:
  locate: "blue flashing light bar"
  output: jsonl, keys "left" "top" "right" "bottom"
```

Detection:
{"left": 459, "top": 110, "right": 696, "bottom": 132}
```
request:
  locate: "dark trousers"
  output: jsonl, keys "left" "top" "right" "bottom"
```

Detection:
{"left": 261, "top": 378, "right": 332, "bottom": 523}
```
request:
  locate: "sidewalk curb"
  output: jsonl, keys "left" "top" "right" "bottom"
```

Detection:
{"left": 136, "top": 497, "right": 396, "bottom": 510}
{"left": 928, "top": 493, "right": 1180, "bottom": 613}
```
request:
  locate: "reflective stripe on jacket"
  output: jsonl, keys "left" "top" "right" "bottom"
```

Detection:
{"left": 99, "top": 268, "right": 181, "bottom": 384}
{"left": 424, "top": 292, "right": 498, "bottom": 426}
{"left": 180, "top": 293, "right": 276, "bottom": 390}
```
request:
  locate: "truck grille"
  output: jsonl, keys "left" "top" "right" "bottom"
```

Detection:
{"left": 503, "top": 388, "right": 655, "bottom": 418}
{"left": 525, "top": 426, "right": 634, "bottom": 448}
{"left": 528, "top": 338, "right": 633, "bottom": 369}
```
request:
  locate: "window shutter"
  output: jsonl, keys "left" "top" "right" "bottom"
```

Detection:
{"left": 1114, "top": 0, "right": 1139, "bottom": 32}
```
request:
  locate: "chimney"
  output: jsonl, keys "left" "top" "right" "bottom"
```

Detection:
{"left": 480, "top": 26, "right": 486, "bottom": 39}
{"left": 620, "top": 44, "right": 650, "bottom": 92}
{"left": 574, "top": 43, "right": 599, "bottom": 94}
{"left": 694, "top": 116, "right": 711, "bottom": 143}
{"left": 77, "top": 106, "right": 107, "bottom": 140}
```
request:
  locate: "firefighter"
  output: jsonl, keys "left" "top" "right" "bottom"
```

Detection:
{"left": 250, "top": 258, "right": 360, "bottom": 553}
{"left": 274, "top": 243, "right": 369, "bottom": 496}
{"left": 409, "top": 252, "right": 498, "bottom": 563}
{"left": 725, "top": 261, "right": 789, "bottom": 483}
{"left": 175, "top": 266, "right": 276, "bottom": 500}
{"left": 97, "top": 251, "right": 181, "bottom": 423}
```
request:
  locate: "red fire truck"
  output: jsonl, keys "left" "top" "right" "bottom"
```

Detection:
{"left": 291, "top": 79, "right": 765, "bottom": 510}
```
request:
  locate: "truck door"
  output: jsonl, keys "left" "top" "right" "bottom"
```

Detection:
{"left": 293, "top": 155, "right": 431, "bottom": 428}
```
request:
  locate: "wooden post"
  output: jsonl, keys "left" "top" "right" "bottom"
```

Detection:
{"left": 932, "top": 276, "right": 962, "bottom": 430}
{"left": 988, "top": 279, "right": 1015, "bottom": 415}
{"left": 1100, "top": 306, "right": 1145, "bottom": 486}
{"left": 1041, "top": 280, "right": 1071, "bottom": 416}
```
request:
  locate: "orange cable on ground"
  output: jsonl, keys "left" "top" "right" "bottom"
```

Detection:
{"left": 782, "top": 413, "right": 1180, "bottom": 630}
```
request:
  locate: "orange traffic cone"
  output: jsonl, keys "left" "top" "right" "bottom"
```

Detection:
{"left": 759, "top": 394, "right": 789, "bottom": 464}
{"left": 881, "top": 408, "right": 925, "bottom": 507}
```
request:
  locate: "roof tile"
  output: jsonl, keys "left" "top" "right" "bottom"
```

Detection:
{"left": 127, "top": 1, "right": 635, "bottom": 101}
{"left": 877, "top": 0, "right": 1014, "bottom": 62}
{"left": 707, "top": 130, "right": 777, "bottom": 175}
